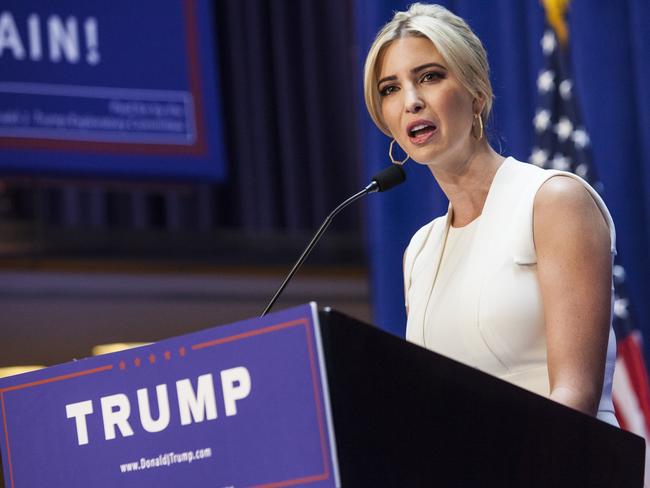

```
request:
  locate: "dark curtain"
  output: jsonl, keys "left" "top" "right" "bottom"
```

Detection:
{"left": 357, "top": 0, "right": 650, "bottom": 360}
{"left": 213, "top": 0, "right": 362, "bottom": 233}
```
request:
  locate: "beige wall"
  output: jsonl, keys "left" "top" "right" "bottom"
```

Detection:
{"left": 0, "top": 270, "right": 371, "bottom": 367}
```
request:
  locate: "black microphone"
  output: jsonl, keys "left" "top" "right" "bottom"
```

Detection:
{"left": 261, "top": 164, "right": 406, "bottom": 316}
{"left": 366, "top": 163, "right": 407, "bottom": 193}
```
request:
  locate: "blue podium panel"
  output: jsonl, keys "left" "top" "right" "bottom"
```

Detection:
{"left": 0, "top": 304, "right": 339, "bottom": 488}
{"left": 0, "top": 0, "right": 227, "bottom": 180}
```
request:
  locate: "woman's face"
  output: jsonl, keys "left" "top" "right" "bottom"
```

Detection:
{"left": 378, "top": 36, "right": 476, "bottom": 167}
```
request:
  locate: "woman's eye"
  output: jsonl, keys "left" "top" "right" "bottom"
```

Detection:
{"left": 421, "top": 71, "right": 444, "bottom": 82}
{"left": 379, "top": 85, "right": 398, "bottom": 97}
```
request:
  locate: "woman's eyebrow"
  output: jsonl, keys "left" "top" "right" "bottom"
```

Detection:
{"left": 412, "top": 62, "right": 447, "bottom": 74}
{"left": 377, "top": 62, "right": 447, "bottom": 87}
{"left": 377, "top": 75, "right": 397, "bottom": 87}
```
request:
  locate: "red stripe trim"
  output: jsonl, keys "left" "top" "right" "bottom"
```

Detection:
{"left": 612, "top": 396, "right": 629, "bottom": 431}
{"left": 191, "top": 317, "right": 333, "bottom": 485}
{"left": 0, "top": 365, "right": 113, "bottom": 394}
{"left": 618, "top": 335, "right": 650, "bottom": 431}
{"left": 191, "top": 319, "right": 306, "bottom": 350}
{"left": 250, "top": 472, "right": 330, "bottom": 488}
{"left": 1, "top": 393, "right": 15, "bottom": 488}
{"left": 304, "top": 318, "right": 331, "bottom": 480}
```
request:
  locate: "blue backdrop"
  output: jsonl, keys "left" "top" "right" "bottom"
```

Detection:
{"left": 356, "top": 1, "right": 650, "bottom": 358}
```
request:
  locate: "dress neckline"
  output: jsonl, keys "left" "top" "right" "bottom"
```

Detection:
{"left": 446, "top": 157, "right": 510, "bottom": 233}
{"left": 449, "top": 215, "right": 482, "bottom": 231}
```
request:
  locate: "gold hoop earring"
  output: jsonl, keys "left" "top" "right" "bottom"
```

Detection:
{"left": 389, "top": 139, "right": 409, "bottom": 165}
{"left": 473, "top": 113, "right": 484, "bottom": 141}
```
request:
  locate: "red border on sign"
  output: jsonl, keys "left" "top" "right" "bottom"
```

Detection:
{"left": 0, "top": 0, "right": 207, "bottom": 157}
{"left": 192, "top": 318, "right": 333, "bottom": 487}
{"left": 0, "top": 315, "right": 334, "bottom": 488}
{"left": 0, "top": 365, "right": 114, "bottom": 488}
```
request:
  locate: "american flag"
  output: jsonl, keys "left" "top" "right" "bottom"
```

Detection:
{"left": 529, "top": 25, "right": 650, "bottom": 468}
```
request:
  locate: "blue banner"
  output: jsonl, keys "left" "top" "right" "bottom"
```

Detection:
{"left": 0, "top": 304, "right": 339, "bottom": 487}
{"left": 0, "top": 0, "right": 226, "bottom": 180}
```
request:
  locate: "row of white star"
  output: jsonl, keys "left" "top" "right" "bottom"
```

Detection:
{"left": 538, "top": 28, "right": 633, "bottom": 322}
{"left": 529, "top": 147, "right": 589, "bottom": 175}
{"left": 537, "top": 70, "right": 573, "bottom": 98}
{"left": 533, "top": 111, "right": 590, "bottom": 148}
{"left": 614, "top": 295, "right": 630, "bottom": 320}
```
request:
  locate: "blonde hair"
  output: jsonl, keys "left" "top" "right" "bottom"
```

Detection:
{"left": 363, "top": 3, "right": 493, "bottom": 136}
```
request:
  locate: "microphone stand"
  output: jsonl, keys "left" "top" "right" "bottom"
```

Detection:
{"left": 261, "top": 181, "right": 379, "bottom": 317}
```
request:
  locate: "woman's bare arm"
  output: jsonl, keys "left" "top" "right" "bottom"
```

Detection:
{"left": 534, "top": 176, "right": 612, "bottom": 416}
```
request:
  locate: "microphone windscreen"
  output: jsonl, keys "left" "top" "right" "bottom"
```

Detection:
{"left": 372, "top": 164, "right": 406, "bottom": 192}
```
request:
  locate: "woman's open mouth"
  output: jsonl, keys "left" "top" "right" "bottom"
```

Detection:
{"left": 407, "top": 121, "right": 437, "bottom": 145}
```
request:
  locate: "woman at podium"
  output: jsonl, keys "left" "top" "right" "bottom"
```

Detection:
{"left": 362, "top": 3, "right": 618, "bottom": 426}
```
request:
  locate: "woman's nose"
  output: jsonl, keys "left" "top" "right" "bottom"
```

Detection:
{"left": 405, "top": 89, "right": 424, "bottom": 113}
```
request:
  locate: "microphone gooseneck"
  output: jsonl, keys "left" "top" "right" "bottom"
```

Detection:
{"left": 261, "top": 164, "right": 406, "bottom": 316}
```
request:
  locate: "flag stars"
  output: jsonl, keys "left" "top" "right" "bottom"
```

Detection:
{"left": 541, "top": 30, "right": 557, "bottom": 54}
{"left": 534, "top": 109, "right": 551, "bottom": 132}
{"left": 551, "top": 154, "right": 571, "bottom": 171}
{"left": 572, "top": 128, "right": 590, "bottom": 148}
{"left": 554, "top": 117, "right": 574, "bottom": 141}
{"left": 559, "top": 79, "right": 573, "bottom": 100}
{"left": 613, "top": 265, "right": 626, "bottom": 282}
{"left": 530, "top": 147, "right": 549, "bottom": 167}
{"left": 537, "top": 70, "right": 555, "bottom": 93}
{"left": 575, "top": 163, "right": 589, "bottom": 178}
{"left": 531, "top": 30, "right": 638, "bottom": 342}
{"left": 614, "top": 297, "right": 630, "bottom": 320}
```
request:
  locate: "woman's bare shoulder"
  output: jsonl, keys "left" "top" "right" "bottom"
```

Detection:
{"left": 533, "top": 175, "right": 609, "bottom": 246}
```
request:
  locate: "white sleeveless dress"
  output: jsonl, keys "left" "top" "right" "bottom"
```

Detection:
{"left": 403, "top": 157, "right": 618, "bottom": 426}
